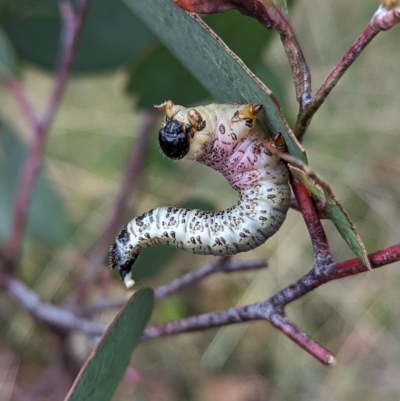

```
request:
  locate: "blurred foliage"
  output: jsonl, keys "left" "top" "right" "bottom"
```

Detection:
{"left": 0, "top": 0, "right": 400, "bottom": 401}
{"left": 0, "top": 122, "right": 70, "bottom": 244}
{"left": 4, "top": 0, "right": 156, "bottom": 72}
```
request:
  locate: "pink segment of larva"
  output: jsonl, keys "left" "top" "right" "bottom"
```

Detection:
{"left": 110, "top": 102, "right": 291, "bottom": 288}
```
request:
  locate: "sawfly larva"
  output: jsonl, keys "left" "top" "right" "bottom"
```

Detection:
{"left": 111, "top": 101, "right": 291, "bottom": 288}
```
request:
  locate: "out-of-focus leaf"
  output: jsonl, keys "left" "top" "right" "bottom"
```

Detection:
{"left": 127, "top": 45, "right": 210, "bottom": 108}
{"left": 131, "top": 245, "right": 178, "bottom": 283}
{"left": 289, "top": 164, "right": 371, "bottom": 269}
{"left": 0, "top": 27, "right": 15, "bottom": 77}
{"left": 5, "top": 0, "right": 156, "bottom": 72}
{"left": 180, "top": 198, "right": 217, "bottom": 212}
{"left": 124, "top": 0, "right": 306, "bottom": 162}
{"left": 0, "top": 0, "right": 58, "bottom": 21}
{"left": 0, "top": 123, "right": 70, "bottom": 245}
{"left": 64, "top": 288, "right": 154, "bottom": 401}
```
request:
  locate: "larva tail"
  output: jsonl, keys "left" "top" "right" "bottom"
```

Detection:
{"left": 110, "top": 225, "right": 138, "bottom": 288}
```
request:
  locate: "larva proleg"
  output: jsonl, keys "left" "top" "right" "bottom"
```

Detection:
{"left": 111, "top": 101, "right": 291, "bottom": 288}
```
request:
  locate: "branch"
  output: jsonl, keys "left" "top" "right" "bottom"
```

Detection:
{"left": 290, "top": 178, "right": 334, "bottom": 269}
{"left": 80, "top": 257, "right": 268, "bottom": 315}
{"left": 0, "top": 274, "right": 105, "bottom": 336}
{"left": 295, "top": 3, "right": 400, "bottom": 140}
{"left": 141, "top": 241, "right": 400, "bottom": 364}
{"left": 4, "top": 0, "right": 92, "bottom": 266}
{"left": 154, "top": 256, "right": 267, "bottom": 300}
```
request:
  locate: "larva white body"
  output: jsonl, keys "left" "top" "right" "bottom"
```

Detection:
{"left": 111, "top": 101, "right": 291, "bottom": 288}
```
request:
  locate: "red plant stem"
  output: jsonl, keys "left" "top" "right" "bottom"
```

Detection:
{"left": 140, "top": 241, "right": 400, "bottom": 363}
{"left": 5, "top": 0, "right": 92, "bottom": 265}
{"left": 290, "top": 178, "right": 333, "bottom": 267}
{"left": 334, "top": 242, "right": 400, "bottom": 277}
{"left": 295, "top": 4, "right": 400, "bottom": 140}
{"left": 269, "top": 313, "right": 335, "bottom": 365}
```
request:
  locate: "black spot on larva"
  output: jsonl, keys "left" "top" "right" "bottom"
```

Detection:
{"left": 231, "top": 132, "right": 237, "bottom": 141}
{"left": 214, "top": 238, "right": 222, "bottom": 246}
{"left": 198, "top": 120, "right": 206, "bottom": 131}
{"left": 163, "top": 231, "right": 169, "bottom": 237}
{"left": 170, "top": 231, "right": 176, "bottom": 239}
{"left": 219, "top": 124, "right": 226, "bottom": 134}
{"left": 197, "top": 236, "right": 202, "bottom": 244}
{"left": 117, "top": 225, "right": 130, "bottom": 245}
{"left": 190, "top": 237, "right": 196, "bottom": 244}
{"left": 267, "top": 194, "right": 276, "bottom": 199}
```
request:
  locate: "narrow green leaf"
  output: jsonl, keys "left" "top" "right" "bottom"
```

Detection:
{"left": 65, "top": 288, "right": 154, "bottom": 401}
{"left": 124, "top": 0, "right": 306, "bottom": 162}
{"left": 128, "top": 10, "right": 289, "bottom": 109}
{"left": 289, "top": 165, "right": 371, "bottom": 269}
{"left": 0, "top": 123, "right": 70, "bottom": 245}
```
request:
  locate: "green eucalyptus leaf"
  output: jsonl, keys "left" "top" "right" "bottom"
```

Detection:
{"left": 65, "top": 288, "right": 154, "bottom": 401}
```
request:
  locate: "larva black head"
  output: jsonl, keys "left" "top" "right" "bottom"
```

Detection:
{"left": 159, "top": 120, "right": 190, "bottom": 160}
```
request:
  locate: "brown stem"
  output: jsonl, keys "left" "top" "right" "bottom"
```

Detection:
{"left": 4, "top": 0, "right": 92, "bottom": 266}
{"left": 295, "top": 4, "right": 400, "bottom": 140}
{"left": 79, "top": 257, "right": 268, "bottom": 315}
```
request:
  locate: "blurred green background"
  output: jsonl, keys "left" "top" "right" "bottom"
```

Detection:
{"left": 1, "top": 0, "right": 400, "bottom": 400}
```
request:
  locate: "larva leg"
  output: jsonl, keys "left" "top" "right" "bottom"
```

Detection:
{"left": 231, "top": 103, "right": 263, "bottom": 127}
{"left": 264, "top": 133, "right": 286, "bottom": 152}
{"left": 111, "top": 101, "right": 291, "bottom": 288}
{"left": 153, "top": 100, "right": 175, "bottom": 119}
{"left": 188, "top": 109, "right": 206, "bottom": 131}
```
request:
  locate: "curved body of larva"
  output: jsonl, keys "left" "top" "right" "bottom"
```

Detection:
{"left": 111, "top": 101, "right": 291, "bottom": 288}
